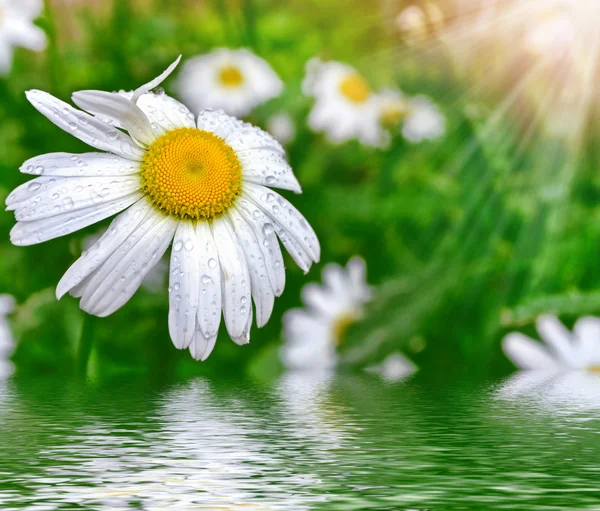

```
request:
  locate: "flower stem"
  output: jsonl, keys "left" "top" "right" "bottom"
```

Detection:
{"left": 77, "top": 315, "right": 96, "bottom": 378}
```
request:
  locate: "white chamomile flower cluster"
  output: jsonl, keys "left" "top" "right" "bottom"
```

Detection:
{"left": 302, "top": 58, "right": 390, "bottom": 147}
{"left": 281, "top": 257, "right": 417, "bottom": 375}
{"left": 0, "top": 0, "right": 46, "bottom": 74}
{"left": 377, "top": 89, "right": 445, "bottom": 144}
{"left": 303, "top": 58, "right": 445, "bottom": 147}
{"left": 281, "top": 257, "right": 371, "bottom": 371}
{"left": 6, "top": 56, "right": 319, "bottom": 361}
{"left": 175, "top": 48, "right": 283, "bottom": 118}
{"left": 503, "top": 315, "right": 600, "bottom": 372}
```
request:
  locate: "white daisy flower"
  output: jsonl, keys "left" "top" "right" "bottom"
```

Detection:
{"left": 266, "top": 112, "right": 295, "bottom": 145}
{"left": 503, "top": 315, "right": 600, "bottom": 372}
{"left": 402, "top": 95, "right": 445, "bottom": 143}
{"left": 281, "top": 257, "right": 370, "bottom": 371}
{"left": 395, "top": 3, "right": 444, "bottom": 44}
{"left": 175, "top": 48, "right": 283, "bottom": 118}
{"left": 0, "top": 0, "right": 46, "bottom": 74}
{"left": 302, "top": 59, "right": 388, "bottom": 147}
{"left": 365, "top": 352, "right": 417, "bottom": 382}
{"left": 395, "top": 5, "right": 427, "bottom": 44}
{"left": 6, "top": 56, "right": 320, "bottom": 361}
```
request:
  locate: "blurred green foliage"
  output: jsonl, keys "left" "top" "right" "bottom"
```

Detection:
{"left": 1, "top": 0, "right": 599, "bottom": 381}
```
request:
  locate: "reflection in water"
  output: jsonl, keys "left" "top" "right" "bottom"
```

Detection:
{"left": 497, "top": 371, "right": 600, "bottom": 415}
{"left": 0, "top": 295, "right": 15, "bottom": 378}
{"left": 1, "top": 374, "right": 600, "bottom": 510}
{"left": 1, "top": 378, "right": 337, "bottom": 510}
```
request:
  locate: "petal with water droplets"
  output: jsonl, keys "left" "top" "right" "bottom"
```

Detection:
{"left": 25, "top": 90, "right": 145, "bottom": 160}
{"left": 80, "top": 213, "right": 177, "bottom": 317}
{"left": 211, "top": 217, "right": 251, "bottom": 342}
{"left": 168, "top": 221, "right": 200, "bottom": 350}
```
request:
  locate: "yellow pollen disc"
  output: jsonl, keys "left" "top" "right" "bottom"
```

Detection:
{"left": 380, "top": 102, "right": 409, "bottom": 128}
{"left": 141, "top": 127, "right": 242, "bottom": 220}
{"left": 339, "top": 74, "right": 371, "bottom": 104}
{"left": 218, "top": 65, "right": 244, "bottom": 88}
{"left": 588, "top": 365, "right": 600, "bottom": 374}
{"left": 332, "top": 312, "right": 359, "bottom": 346}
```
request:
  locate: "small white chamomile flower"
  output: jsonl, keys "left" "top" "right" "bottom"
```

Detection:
{"left": 6, "top": 56, "right": 319, "bottom": 361}
{"left": 281, "top": 257, "right": 370, "bottom": 371}
{"left": 302, "top": 58, "right": 388, "bottom": 147}
{"left": 395, "top": 3, "right": 444, "bottom": 44}
{"left": 503, "top": 315, "right": 600, "bottom": 372}
{"left": 402, "top": 95, "right": 445, "bottom": 143}
{"left": 266, "top": 112, "right": 295, "bottom": 145}
{"left": 175, "top": 48, "right": 283, "bottom": 118}
{"left": 0, "top": 0, "right": 46, "bottom": 74}
{"left": 366, "top": 352, "right": 417, "bottom": 382}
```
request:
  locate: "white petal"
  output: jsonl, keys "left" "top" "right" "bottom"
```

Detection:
{"left": 136, "top": 92, "right": 196, "bottom": 134}
{"left": 8, "top": 175, "right": 141, "bottom": 221}
{"left": 536, "top": 315, "right": 580, "bottom": 367}
{"left": 20, "top": 152, "right": 140, "bottom": 177}
{"left": 4, "top": 20, "right": 46, "bottom": 51}
{"left": 502, "top": 333, "right": 561, "bottom": 370}
{"left": 25, "top": 91, "right": 145, "bottom": 160}
{"left": 322, "top": 263, "right": 349, "bottom": 297}
{"left": 573, "top": 316, "right": 600, "bottom": 366}
{"left": 234, "top": 201, "right": 285, "bottom": 297}
{"left": 232, "top": 301, "right": 253, "bottom": 345}
{"left": 56, "top": 198, "right": 153, "bottom": 299}
{"left": 210, "top": 217, "right": 251, "bottom": 342}
{"left": 228, "top": 209, "right": 274, "bottom": 328}
{"left": 80, "top": 213, "right": 177, "bottom": 317}
{"left": 275, "top": 224, "right": 312, "bottom": 273}
{"left": 243, "top": 183, "right": 320, "bottom": 263}
{"left": 72, "top": 90, "right": 156, "bottom": 146}
{"left": 132, "top": 55, "right": 182, "bottom": 103}
{"left": 189, "top": 325, "right": 217, "bottom": 361}
{"left": 10, "top": 192, "right": 142, "bottom": 246}
{"left": 195, "top": 221, "right": 222, "bottom": 340}
{"left": 346, "top": 256, "right": 370, "bottom": 302}
{"left": 196, "top": 109, "right": 245, "bottom": 139}
{"left": 168, "top": 222, "right": 200, "bottom": 350}
{"left": 225, "top": 125, "right": 284, "bottom": 154}
{"left": 240, "top": 150, "right": 301, "bottom": 193}
{"left": 301, "top": 283, "right": 332, "bottom": 317}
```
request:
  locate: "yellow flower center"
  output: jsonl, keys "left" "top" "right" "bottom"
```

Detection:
{"left": 380, "top": 101, "right": 409, "bottom": 128}
{"left": 332, "top": 311, "right": 360, "bottom": 346}
{"left": 588, "top": 365, "right": 600, "bottom": 374}
{"left": 218, "top": 65, "right": 244, "bottom": 88}
{"left": 141, "top": 128, "right": 242, "bottom": 220}
{"left": 339, "top": 74, "right": 370, "bottom": 104}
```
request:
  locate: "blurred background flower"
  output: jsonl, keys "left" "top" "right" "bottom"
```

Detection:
{"left": 0, "top": 0, "right": 46, "bottom": 74}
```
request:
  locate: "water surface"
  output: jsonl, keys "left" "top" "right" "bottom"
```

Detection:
{"left": 1, "top": 372, "right": 600, "bottom": 510}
